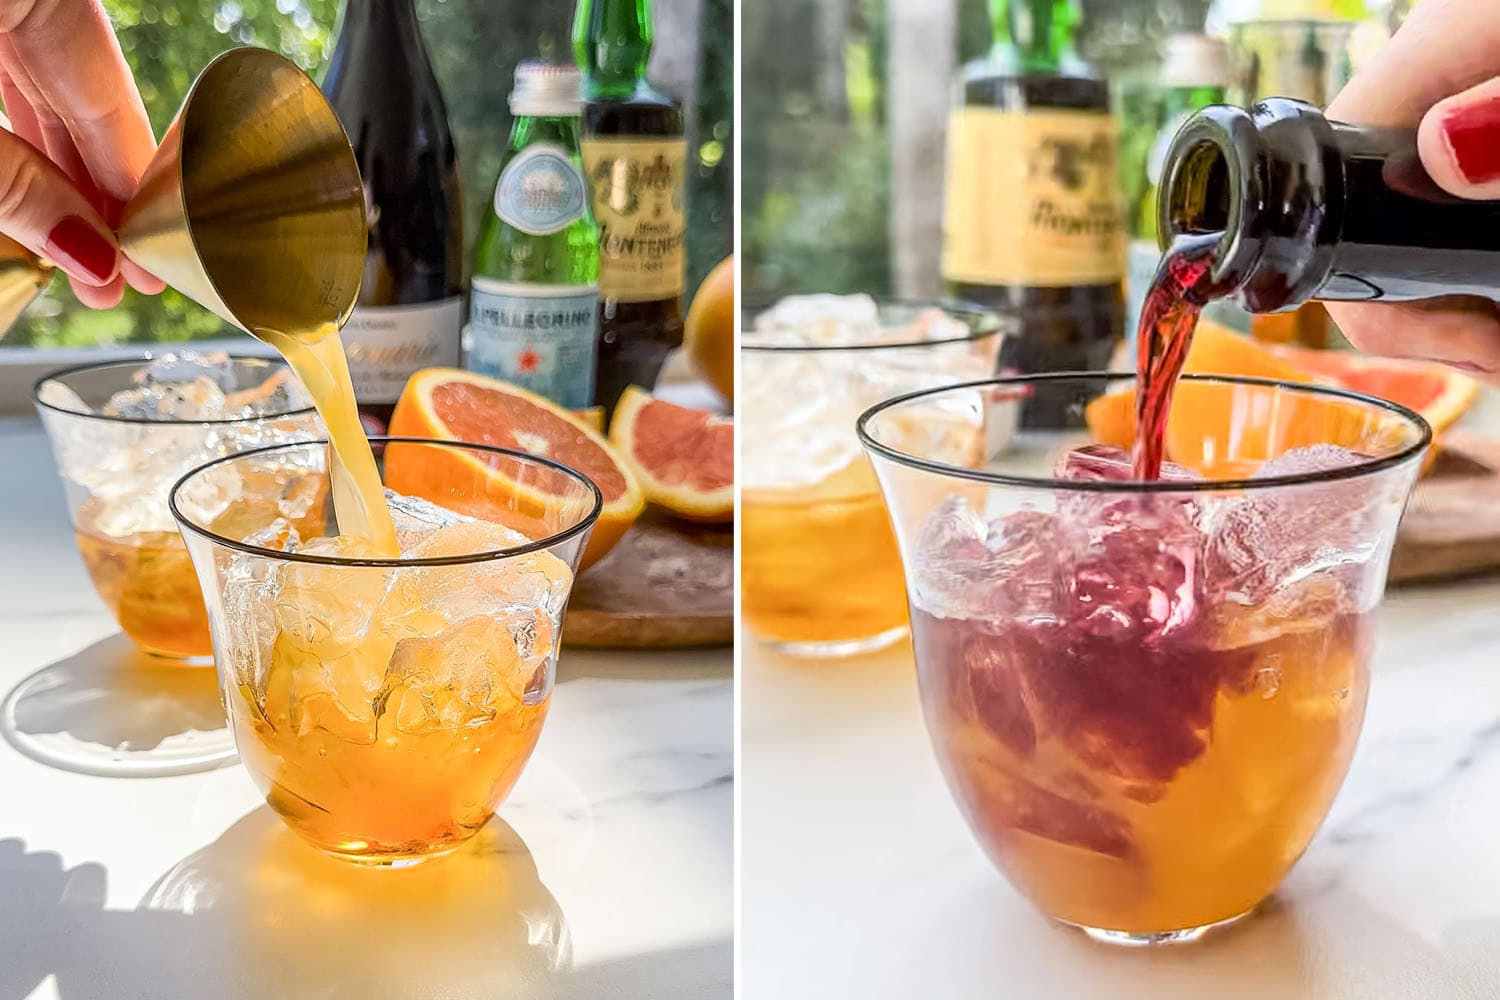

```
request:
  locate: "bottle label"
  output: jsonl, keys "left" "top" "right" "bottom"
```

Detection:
{"left": 344, "top": 297, "right": 464, "bottom": 404}
{"left": 468, "top": 278, "right": 599, "bottom": 408}
{"left": 580, "top": 136, "right": 686, "bottom": 302}
{"left": 495, "top": 143, "right": 590, "bottom": 236}
{"left": 942, "top": 108, "right": 1125, "bottom": 287}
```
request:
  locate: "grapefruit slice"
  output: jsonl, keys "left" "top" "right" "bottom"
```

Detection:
{"left": 1086, "top": 321, "right": 1475, "bottom": 475}
{"left": 387, "top": 368, "right": 644, "bottom": 570}
{"left": 684, "top": 255, "right": 734, "bottom": 402}
{"left": 609, "top": 385, "right": 733, "bottom": 523}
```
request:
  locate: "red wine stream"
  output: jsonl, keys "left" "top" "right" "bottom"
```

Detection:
{"left": 1132, "top": 235, "right": 1221, "bottom": 480}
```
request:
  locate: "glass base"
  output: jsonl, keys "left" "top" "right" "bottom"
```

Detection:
{"left": 760, "top": 624, "right": 908, "bottom": 659}
{"left": 1062, "top": 907, "right": 1255, "bottom": 946}
{"left": 0, "top": 634, "right": 237, "bottom": 777}
{"left": 319, "top": 845, "right": 461, "bottom": 868}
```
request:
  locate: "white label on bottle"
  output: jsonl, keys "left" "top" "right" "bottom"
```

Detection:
{"left": 343, "top": 297, "right": 464, "bottom": 404}
{"left": 468, "top": 277, "right": 598, "bottom": 409}
{"left": 494, "top": 143, "right": 589, "bottom": 236}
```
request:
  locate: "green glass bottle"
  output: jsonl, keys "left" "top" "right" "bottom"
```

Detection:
{"left": 573, "top": 0, "right": 687, "bottom": 417}
{"left": 468, "top": 62, "right": 601, "bottom": 409}
{"left": 943, "top": 0, "right": 1125, "bottom": 427}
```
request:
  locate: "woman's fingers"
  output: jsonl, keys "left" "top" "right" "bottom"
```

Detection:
{"left": 0, "top": 0, "right": 155, "bottom": 206}
{"left": 1417, "top": 75, "right": 1500, "bottom": 199}
{"left": 0, "top": 127, "right": 119, "bottom": 289}
{"left": 1325, "top": 297, "right": 1500, "bottom": 381}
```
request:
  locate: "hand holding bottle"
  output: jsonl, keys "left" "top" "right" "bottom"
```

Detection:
{"left": 1326, "top": 0, "right": 1500, "bottom": 378}
{"left": 0, "top": 0, "right": 165, "bottom": 309}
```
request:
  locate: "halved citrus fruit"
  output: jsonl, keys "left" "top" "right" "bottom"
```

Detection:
{"left": 684, "top": 255, "right": 734, "bottom": 403}
{"left": 609, "top": 385, "right": 733, "bottom": 523}
{"left": 387, "top": 368, "right": 644, "bottom": 569}
{"left": 1086, "top": 320, "right": 1476, "bottom": 475}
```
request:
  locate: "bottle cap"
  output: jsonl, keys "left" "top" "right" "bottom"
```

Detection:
{"left": 1160, "top": 34, "right": 1229, "bottom": 89}
{"left": 510, "top": 61, "right": 583, "bottom": 117}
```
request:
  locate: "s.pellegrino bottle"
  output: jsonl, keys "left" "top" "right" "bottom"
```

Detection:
{"left": 573, "top": 0, "right": 687, "bottom": 417}
{"left": 323, "top": 0, "right": 465, "bottom": 430}
{"left": 468, "top": 62, "right": 601, "bottom": 409}
{"left": 1158, "top": 98, "right": 1500, "bottom": 312}
{"left": 943, "top": 0, "right": 1126, "bottom": 427}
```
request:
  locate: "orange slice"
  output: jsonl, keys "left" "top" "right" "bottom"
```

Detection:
{"left": 387, "top": 368, "right": 644, "bottom": 570}
{"left": 609, "top": 385, "right": 733, "bottom": 522}
{"left": 684, "top": 255, "right": 734, "bottom": 402}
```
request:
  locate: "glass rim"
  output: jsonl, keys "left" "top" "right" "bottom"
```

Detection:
{"left": 739, "top": 296, "right": 1011, "bottom": 353}
{"left": 32, "top": 353, "right": 318, "bottom": 427}
{"left": 856, "top": 371, "right": 1433, "bottom": 494}
{"left": 168, "top": 435, "right": 605, "bottom": 567}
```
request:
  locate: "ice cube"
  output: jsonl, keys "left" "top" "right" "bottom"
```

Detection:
{"left": 273, "top": 536, "right": 391, "bottom": 653}
{"left": 93, "top": 489, "right": 176, "bottom": 536}
{"left": 385, "top": 490, "right": 465, "bottom": 550}
{"left": 1207, "top": 444, "right": 1402, "bottom": 611}
{"left": 1066, "top": 493, "right": 1203, "bottom": 641}
{"left": 386, "top": 615, "right": 519, "bottom": 732}
{"left": 104, "top": 376, "right": 229, "bottom": 421}
{"left": 37, "top": 379, "right": 91, "bottom": 415}
{"left": 1054, "top": 443, "right": 1196, "bottom": 483}
{"left": 281, "top": 632, "right": 390, "bottom": 744}
{"left": 911, "top": 498, "right": 1069, "bottom": 624}
{"left": 137, "top": 351, "right": 236, "bottom": 392}
{"left": 752, "top": 293, "right": 882, "bottom": 345}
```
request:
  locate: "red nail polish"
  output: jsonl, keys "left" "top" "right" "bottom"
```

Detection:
{"left": 1440, "top": 98, "right": 1500, "bottom": 184}
{"left": 43, "top": 215, "right": 118, "bottom": 285}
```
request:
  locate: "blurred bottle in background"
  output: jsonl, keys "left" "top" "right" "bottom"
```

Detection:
{"left": 1226, "top": 12, "right": 1358, "bottom": 348}
{"left": 324, "top": 0, "right": 466, "bottom": 431}
{"left": 942, "top": 0, "right": 1125, "bottom": 428}
{"left": 468, "top": 63, "right": 601, "bottom": 409}
{"left": 1125, "top": 32, "right": 1227, "bottom": 348}
{"left": 574, "top": 0, "right": 688, "bottom": 418}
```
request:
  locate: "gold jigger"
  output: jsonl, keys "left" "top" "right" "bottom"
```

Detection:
{"left": 0, "top": 234, "right": 51, "bottom": 336}
{"left": 120, "top": 47, "right": 366, "bottom": 340}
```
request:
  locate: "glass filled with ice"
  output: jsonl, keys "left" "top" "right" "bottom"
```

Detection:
{"left": 858, "top": 373, "right": 1429, "bottom": 943}
{"left": 33, "top": 353, "right": 321, "bottom": 661}
{"left": 741, "top": 295, "right": 1006, "bottom": 657}
{"left": 170, "top": 437, "right": 601, "bottom": 865}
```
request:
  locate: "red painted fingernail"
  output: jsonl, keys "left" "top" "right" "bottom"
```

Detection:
{"left": 1440, "top": 98, "right": 1500, "bottom": 184}
{"left": 43, "top": 215, "right": 118, "bottom": 285}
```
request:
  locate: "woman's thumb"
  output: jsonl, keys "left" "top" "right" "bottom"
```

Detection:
{"left": 1418, "top": 75, "right": 1500, "bottom": 200}
{"left": 0, "top": 127, "right": 120, "bottom": 289}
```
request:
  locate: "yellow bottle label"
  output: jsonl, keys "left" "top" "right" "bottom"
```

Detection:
{"left": 581, "top": 137, "right": 687, "bottom": 302}
{"left": 942, "top": 107, "right": 1126, "bottom": 287}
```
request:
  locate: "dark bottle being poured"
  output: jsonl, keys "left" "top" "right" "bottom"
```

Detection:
{"left": 324, "top": 0, "right": 465, "bottom": 430}
{"left": 1158, "top": 97, "right": 1500, "bottom": 312}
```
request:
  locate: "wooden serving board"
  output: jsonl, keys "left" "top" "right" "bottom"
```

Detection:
{"left": 562, "top": 510, "right": 733, "bottom": 649}
{"left": 1389, "top": 430, "right": 1500, "bottom": 584}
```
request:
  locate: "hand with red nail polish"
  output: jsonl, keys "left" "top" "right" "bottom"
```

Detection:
{"left": 0, "top": 0, "right": 165, "bottom": 315}
{"left": 1320, "top": 0, "right": 1500, "bottom": 384}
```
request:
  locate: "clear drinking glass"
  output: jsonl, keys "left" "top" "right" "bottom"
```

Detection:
{"left": 171, "top": 437, "right": 601, "bottom": 865}
{"left": 859, "top": 373, "right": 1429, "bottom": 944}
{"left": 741, "top": 298, "right": 1006, "bottom": 657}
{"left": 34, "top": 355, "right": 320, "bottom": 662}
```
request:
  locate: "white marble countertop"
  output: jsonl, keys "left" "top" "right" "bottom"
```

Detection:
{"left": 0, "top": 417, "right": 733, "bottom": 999}
{"left": 743, "top": 516, "right": 1500, "bottom": 995}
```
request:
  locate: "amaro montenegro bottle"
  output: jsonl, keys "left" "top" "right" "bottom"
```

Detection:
{"left": 323, "top": 0, "right": 465, "bottom": 430}
{"left": 574, "top": 0, "right": 688, "bottom": 417}
{"left": 468, "top": 62, "right": 601, "bottom": 410}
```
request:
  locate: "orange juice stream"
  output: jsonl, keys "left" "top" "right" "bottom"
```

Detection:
{"left": 256, "top": 324, "right": 397, "bottom": 554}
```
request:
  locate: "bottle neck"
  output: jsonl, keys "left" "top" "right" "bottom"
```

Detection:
{"left": 509, "top": 114, "right": 584, "bottom": 156}
{"left": 1158, "top": 99, "right": 1342, "bottom": 312}
{"left": 573, "top": 0, "right": 653, "bottom": 99}
{"left": 990, "top": 0, "right": 1075, "bottom": 73}
{"left": 336, "top": 0, "right": 422, "bottom": 40}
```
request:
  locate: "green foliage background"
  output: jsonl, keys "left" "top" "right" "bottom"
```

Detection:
{"left": 6, "top": 0, "right": 732, "bottom": 348}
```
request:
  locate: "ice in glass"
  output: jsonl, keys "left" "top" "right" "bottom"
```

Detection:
{"left": 35, "top": 354, "right": 321, "bottom": 660}
{"left": 741, "top": 296, "right": 1005, "bottom": 656}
